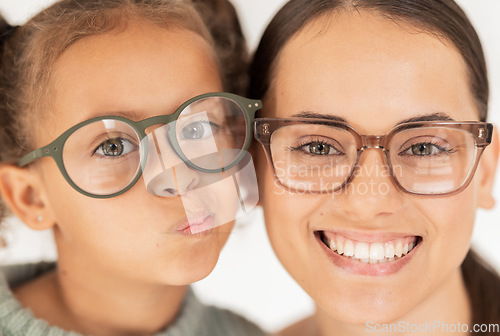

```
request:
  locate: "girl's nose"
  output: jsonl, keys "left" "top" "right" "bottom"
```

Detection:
{"left": 141, "top": 126, "right": 200, "bottom": 197}
{"left": 145, "top": 163, "right": 200, "bottom": 197}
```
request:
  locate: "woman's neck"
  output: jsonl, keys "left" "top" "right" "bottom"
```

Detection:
{"left": 13, "top": 257, "right": 187, "bottom": 336}
{"left": 310, "top": 267, "right": 471, "bottom": 336}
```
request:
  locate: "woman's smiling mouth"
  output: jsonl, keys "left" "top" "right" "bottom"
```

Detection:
{"left": 315, "top": 231, "right": 423, "bottom": 275}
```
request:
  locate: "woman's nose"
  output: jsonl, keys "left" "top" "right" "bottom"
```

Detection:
{"left": 336, "top": 149, "right": 404, "bottom": 222}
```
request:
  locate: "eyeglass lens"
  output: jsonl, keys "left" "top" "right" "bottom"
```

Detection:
{"left": 269, "top": 124, "right": 477, "bottom": 194}
{"left": 62, "top": 96, "right": 248, "bottom": 196}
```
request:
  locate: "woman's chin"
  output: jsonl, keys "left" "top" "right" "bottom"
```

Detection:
{"left": 315, "top": 296, "right": 411, "bottom": 327}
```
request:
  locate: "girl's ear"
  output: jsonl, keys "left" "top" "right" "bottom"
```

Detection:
{"left": 0, "top": 164, "right": 55, "bottom": 230}
{"left": 477, "top": 127, "right": 500, "bottom": 209}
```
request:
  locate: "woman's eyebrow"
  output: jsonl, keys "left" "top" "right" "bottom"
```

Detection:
{"left": 291, "top": 111, "right": 348, "bottom": 123}
{"left": 290, "top": 111, "right": 456, "bottom": 126}
{"left": 396, "top": 112, "right": 456, "bottom": 125}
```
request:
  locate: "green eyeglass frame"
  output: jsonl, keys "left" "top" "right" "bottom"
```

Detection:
{"left": 18, "top": 92, "right": 262, "bottom": 198}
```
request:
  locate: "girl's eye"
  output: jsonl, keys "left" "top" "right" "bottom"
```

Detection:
{"left": 95, "top": 138, "right": 136, "bottom": 157}
{"left": 180, "top": 121, "right": 216, "bottom": 140}
{"left": 301, "top": 141, "right": 341, "bottom": 156}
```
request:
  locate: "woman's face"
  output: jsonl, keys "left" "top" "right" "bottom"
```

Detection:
{"left": 256, "top": 11, "right": 497, "bottom": 323}
{"left": 33, "top": 21, "right": 236, "bottom": 285}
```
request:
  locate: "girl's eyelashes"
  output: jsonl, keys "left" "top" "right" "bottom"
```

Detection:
{"left": 93, "top": 137, "right": 138, "bottom": 158}
{"left": 179, "top": 120, "right": 221, "bottom": 141}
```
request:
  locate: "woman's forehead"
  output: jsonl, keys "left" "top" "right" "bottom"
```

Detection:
{"left": 268, "top": 11, "right": 478, "bottom": 132}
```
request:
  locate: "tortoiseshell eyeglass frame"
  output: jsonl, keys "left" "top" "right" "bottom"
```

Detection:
{"left": 254, "top": 118, "right": 493, "bottom": 196}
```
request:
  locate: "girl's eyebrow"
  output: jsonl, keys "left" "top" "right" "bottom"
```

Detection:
{"left": 85, "top": 110, "right": 142, "bottom": 121}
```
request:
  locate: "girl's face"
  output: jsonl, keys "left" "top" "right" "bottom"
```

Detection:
{"left": 33, "top": 21, "right": 233, "bottom": 285}
{"left": 256, "top": 12, "right": 497, "bottom": 323}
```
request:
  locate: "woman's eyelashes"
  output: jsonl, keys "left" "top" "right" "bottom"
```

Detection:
{"left": 287, "top": 136, "right": 457, "bottom": 158}
{"left": 288, "top": 138, "right": 344, "bottom": 157}
{"left": 398, "top": 140, "right": 457, "bottom": 158}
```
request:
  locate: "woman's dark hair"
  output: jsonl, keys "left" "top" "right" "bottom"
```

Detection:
{"left": 248, "top": 0, "right": 498, "bottom": 333}
{"left": 249, "top": 0, "right": 489, "bottom": 121}
{"left": 462, "top": 250, "right": 500, "bottom": 335}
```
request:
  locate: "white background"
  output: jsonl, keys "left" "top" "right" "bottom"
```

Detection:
{"left": 0, "top": 0, "right": 499, "bottom": 333}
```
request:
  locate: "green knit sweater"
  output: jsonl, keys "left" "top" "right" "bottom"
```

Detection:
{"left": 0, "top": 263, "right": 267, "bottom": 336}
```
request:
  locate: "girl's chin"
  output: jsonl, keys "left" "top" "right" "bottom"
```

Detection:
{"left": 157, "top": 266, "right": 216, "bottom": 286}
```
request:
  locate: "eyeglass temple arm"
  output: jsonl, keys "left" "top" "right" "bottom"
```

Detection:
{"left": 17, "top": 146, "right": 53, "bottom": 167}
{"left": 478, "top": 123, "right": 494, "bottom": 146}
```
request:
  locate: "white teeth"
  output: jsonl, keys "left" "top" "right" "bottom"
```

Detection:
{"left": 395, "top": 241, "right": 403, "bottom": 258}
{"left": 326, "top": 234, "right": 419, "bottom": 264}
{"left": 354, "top": 242, "right": 369, "bottom": 259}
{"left": 384, "top": 243, "right": 395, "bottom": 258}
{"left": 369, "top": 243, "right": 385, "bottom": 260}
{"left": 337, "top": 238, "right": 344, "bottom": 255}
{"left": 330, "top": 239, "right": 337, "bottom": 252}
{"left": 344, "top": 240, "right": 354, "bottom": 257}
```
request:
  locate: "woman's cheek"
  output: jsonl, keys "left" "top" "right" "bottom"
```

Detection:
{"left": 414, "top": 189, "right": 476, "bottom": 267}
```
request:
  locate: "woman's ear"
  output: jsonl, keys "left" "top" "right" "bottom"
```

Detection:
{"left": 477, "top": 126, "right": 500, "bottom": 209}
{"left": 0, "top": 164, "right": 55, "bottom": 230}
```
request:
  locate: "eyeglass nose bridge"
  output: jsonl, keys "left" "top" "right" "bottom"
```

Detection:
{"left": 356, "top": 134, "right": 392, "bottom": 165}
{"left": 343, "top": 134, "right": 397, "bottom": 193}
{"left": 350, "top": 134, "right": 392, "bottom": 179}
{"left": 360, "top": 135, "right": 386, "bottom": 149}
{"left": 144, "top": 122, "right": 170, "bottom": 136}
{"left": 138, "top": 114, "right": 177, "bottom": 136}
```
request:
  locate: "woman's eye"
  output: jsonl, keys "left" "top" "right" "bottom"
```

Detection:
{"left": 403, "top": 143, "right": 448, "bottom": 156}
{"left": 95, "top": 138, "right": 136, "bottom": 157}
{"left": 180, "top": 121, "right": 215, "bottom": 140}
{"left": 303, "top": 141, "right": 340, "bottom": 155}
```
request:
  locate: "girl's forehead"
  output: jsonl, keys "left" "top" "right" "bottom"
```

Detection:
{"left": 269, "top": 10, "right": 478, "bottom": 133}
{"left": 43, "top": 22, "right": 221, "bottom": 141}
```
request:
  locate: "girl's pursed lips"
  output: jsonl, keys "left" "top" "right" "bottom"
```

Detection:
{"left": 175, "top": 210, "right": 214, "bottom": 233}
